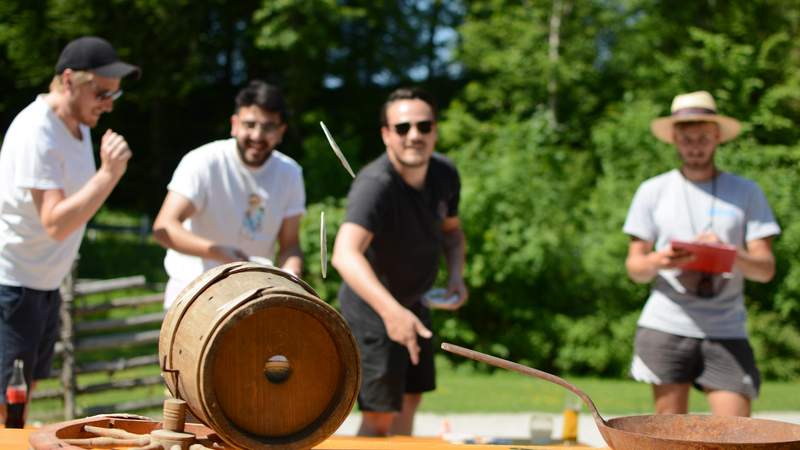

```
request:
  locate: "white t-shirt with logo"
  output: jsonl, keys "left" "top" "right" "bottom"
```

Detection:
{"left": 0, "top": 95, "right": 95, "bottom": 290}
{"left": 162, "top": 138, "right": 305, "bottom": 306}
{"left": 623, "top": 169, "right": 780, "bottom": 338}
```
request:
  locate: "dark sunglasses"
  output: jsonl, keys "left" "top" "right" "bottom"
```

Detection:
{"left": 89, "top": 81, "right": 123, "bottom": 101}
{"left": 696, "top": 273, "right": 715, "bottom": 298}
{"left": 95, "top": 89, "right": 123, "bottom": 101}
{"left": 392, "top": 120, "right": 434, "bottom": 136}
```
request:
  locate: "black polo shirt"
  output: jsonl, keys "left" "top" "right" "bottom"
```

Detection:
{"left": 338, "top": 152, "right": 460, "bottom": 324}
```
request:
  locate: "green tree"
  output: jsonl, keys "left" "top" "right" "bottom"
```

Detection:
{"left": 438, "top": 0, "right": 800, "bottom": 378}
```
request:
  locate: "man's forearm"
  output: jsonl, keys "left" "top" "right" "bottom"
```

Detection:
{"left": 736, "top": 249, "right": 775, "bottom": 283}
{"left": 278, "top": 245, "right": 303, "bottom": 276}
{"left": 442, "top": 228, "right": 466, "bottom": 279}
{"left": 626, "top": 252, "right": 660, "bottom": 283}
{"left": 38, "top": 170, "right": 121, "bottom": 241}
{"left": 332, "top": 249, "right": 402, "bottom": 319}
{"left": 152, "top": 221, "right": 218, "bottom": 259}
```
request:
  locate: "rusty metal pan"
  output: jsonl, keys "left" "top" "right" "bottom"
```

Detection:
{"left": 441, "top": 343, "right": 800, "bottom": 450}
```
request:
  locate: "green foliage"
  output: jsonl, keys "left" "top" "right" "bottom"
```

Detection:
{"left": 296, "top": 110, "right": 368, "bottom": 202}
{"left": 456, "top": 4, "right": 549, "bottom": 119}
{"left": 748, "top": 310, "right": 800, "bottom": 380}
{"left": 78, "top": 238, "right": 167, "bottom": 284}
{"left": 552, "top": 312, "right": 639, "bottom": 377}
{"left": 0, "top": 0, "right": 466, "bottom": 213}
{"left": 433, "top": 0, "right": 800, "bottom": 380}
{"left": 3, "top": 1, "right": 800, "bottom": 382}
{"left": 299, "top": 198, "right": 346, "bottom": 304}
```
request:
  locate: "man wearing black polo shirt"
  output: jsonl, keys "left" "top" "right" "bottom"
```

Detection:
{"left": 332, "top": 87, "right": 468, "bottom": 436}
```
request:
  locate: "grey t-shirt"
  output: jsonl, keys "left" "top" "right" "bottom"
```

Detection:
{"left": 623, "top": 169, "right": 780, "bottom": 338}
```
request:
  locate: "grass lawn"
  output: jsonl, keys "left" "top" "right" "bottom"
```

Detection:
{"left": 30, "top": 355, "right": 800, "bottom": 423}
{"left": 30, "top": 366, "right": 165, "bottom": 422}
{"left": 423, "top": 356, "right": 800, "bottom": 414}
{"left": 26, "top": 210, "right": 799, "bottom": 422}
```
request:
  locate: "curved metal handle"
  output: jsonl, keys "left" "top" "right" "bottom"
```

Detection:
{"left": 441, "top": 343, "right": 607, "bottom": 426}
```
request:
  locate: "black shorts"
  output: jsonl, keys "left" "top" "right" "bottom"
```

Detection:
{"left": 343, "top": 300, "right": 436, "bottom": 412}
{"left": 0, "top": 284, "right": 62, "bottom": 404}
{"left": 631, "top": 327, "right": 760, "bottom": 399}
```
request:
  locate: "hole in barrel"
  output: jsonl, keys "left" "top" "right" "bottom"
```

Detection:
{"left": 264, "top": 355, "right": 291, "bottom": 384}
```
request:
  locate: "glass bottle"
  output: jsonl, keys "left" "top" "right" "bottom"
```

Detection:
{"left": 5, "top": 359, "right": 27, "bottom": 429}
{"left": 528, "top": 413, "right": 553, "bottom": 444}
{"left": 561, "top": 393, "right": 581, "bottom": 445}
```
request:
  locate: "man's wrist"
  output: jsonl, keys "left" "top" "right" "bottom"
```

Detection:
{"left": 448, "top": 273, "right": 464, "bottom": 285}
{"left": 646, "top": 251, "right": 662, "bottom": 270}
{"left": 93, "top": 167, "right": 118, "bottom": 185}
{"left": 377, "top": 298, "right": 404, "bottom": 322}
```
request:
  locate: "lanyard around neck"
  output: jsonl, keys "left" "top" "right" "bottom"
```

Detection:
{"left": 681, "top": 170, "right": 717, "bottom": 236}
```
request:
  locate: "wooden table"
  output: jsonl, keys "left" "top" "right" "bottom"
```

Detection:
{"left": 318, "top": 436, "right": 603, "bottom": 449}
{"left": 5, "top": 428, "right": 604, "bottom": 450}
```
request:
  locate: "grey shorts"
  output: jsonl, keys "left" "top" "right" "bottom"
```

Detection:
{"left": 631, "top": 327, "right": 760, "bottom": 399}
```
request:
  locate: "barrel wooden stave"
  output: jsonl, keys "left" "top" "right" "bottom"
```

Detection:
{"left": 159, "top": 262, "right": 360, "bottom": 450}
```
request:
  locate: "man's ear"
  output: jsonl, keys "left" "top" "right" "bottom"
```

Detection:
{"left": 230, "top": 114, "right": 238, "bottom": 137}
{"left": 61, "top": 69, "right": 74, "bottom": 93}
{"left": 380, "top": 126, "right": 391, "bottom": 147}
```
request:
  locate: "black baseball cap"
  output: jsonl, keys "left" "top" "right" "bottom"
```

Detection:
{"left": 55, "top": 36, "right": 141, "bottom": 79}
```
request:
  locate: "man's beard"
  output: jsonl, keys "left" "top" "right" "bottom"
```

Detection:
{"left": 395, "top": 156, "right": 428, "bottom": 168}
{"left": 682, "top": 157, "right": 713, "bottom": 171}
{"left": 392, "top": 145, "right": 429, "bottom": 168}
{"left": 237, "top": 139, "right": 273, "bottom": 167}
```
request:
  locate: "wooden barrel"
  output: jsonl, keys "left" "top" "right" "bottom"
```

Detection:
{"left": 159, "top": 262, "right": 360, "bottom": 449}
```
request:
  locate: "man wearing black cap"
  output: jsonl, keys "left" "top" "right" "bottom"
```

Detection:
{"left": 0, "top": 36, "right": 140, "bottom": 422}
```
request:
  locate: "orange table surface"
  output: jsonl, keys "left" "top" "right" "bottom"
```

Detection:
{"left": 317, "top": 435, "right": 602, "bottom": 449}
{"left": 3, "top": 428, "right": 603, "bottom": 450}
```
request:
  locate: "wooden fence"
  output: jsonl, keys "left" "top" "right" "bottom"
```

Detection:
{"left": 30, "top": 261, "right": 166, "bottom": 422}
{"left": 85, "top": 215, "right": 151, "bottom": 244}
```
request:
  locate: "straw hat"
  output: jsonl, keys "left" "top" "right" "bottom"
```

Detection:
{"left": 650, "top": 91, "right": 741, "bottom": 144}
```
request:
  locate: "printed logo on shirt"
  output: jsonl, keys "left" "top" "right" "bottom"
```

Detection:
{"left": 242, "top": 193, "right": 266, "bottom": 238}
{"left": 709, "top": 207, "right": 738, "bottom": 218}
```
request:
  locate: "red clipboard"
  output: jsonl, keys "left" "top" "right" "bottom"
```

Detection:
{"left": 670, "top": 240, "right": 737, "bottom": 273}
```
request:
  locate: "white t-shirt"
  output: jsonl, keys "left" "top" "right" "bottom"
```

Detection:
{"left": 0, "top": 95, "right": 95, "bottom": 290}
{"left": 163, "top": 138, "right": 305, "bottom": 306}
{"left": 623, "top": 169, "right": 780, "bottom": 338}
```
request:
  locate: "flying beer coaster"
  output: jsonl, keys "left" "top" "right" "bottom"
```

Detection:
{"left": 320, "top": 121, "right": 356, "bottom": 178}
{"left": 320, "top": 211, "right": 327, "bottom": 279}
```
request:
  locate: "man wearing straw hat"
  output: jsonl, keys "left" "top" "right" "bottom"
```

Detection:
{"left": 623, "top": 91, "right": 780, "bottom": 416}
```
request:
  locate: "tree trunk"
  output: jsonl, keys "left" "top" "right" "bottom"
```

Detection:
{"left": 426, "top": 0, "right": 442, "bottom": 81}
{"left": 547, "top": 0, "right": 571, "bottom": 130}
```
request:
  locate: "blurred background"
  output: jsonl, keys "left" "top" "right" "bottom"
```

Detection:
{"left": 1, "top": 0, "right": 799, "bottom": 383}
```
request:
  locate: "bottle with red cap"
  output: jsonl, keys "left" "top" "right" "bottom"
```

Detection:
{"left": 5, "top": 359, "right": 27, "bottom": 428}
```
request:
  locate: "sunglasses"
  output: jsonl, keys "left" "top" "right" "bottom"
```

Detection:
{"left": 696, "top": 273, "right": 715, "bottom": 298}
{"left": 89, "top": 81, "right": 123, "bottom": 102}
{"left": 96, "top": 89, "right": 123, "bottom": 101}
{"left": 391, "top": 120, "right": 434, "bottom": 136}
